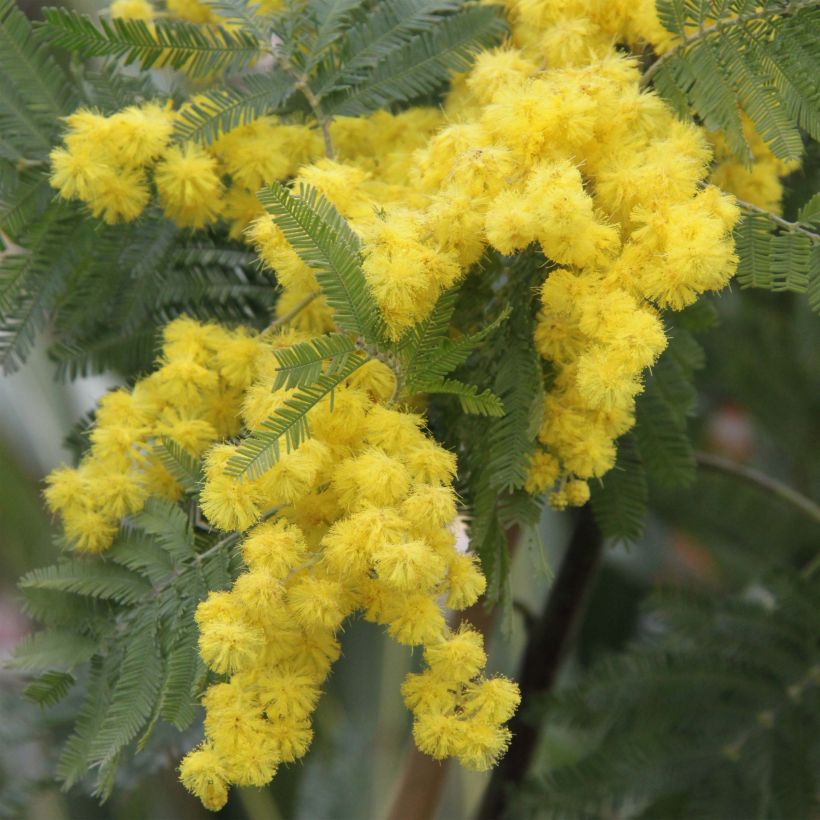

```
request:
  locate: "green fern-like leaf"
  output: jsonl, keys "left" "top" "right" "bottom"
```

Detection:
{"left": 589, "top": 434, "right": 648, "bottom": 543}
{"left": 173, "top": 71, "right": 295, "bottom": 144}
{"left": 57, "top": 656, "right": 115, "bottom": 788}
{"left": 304, "top": 0, "right": 364, "bottom": 71}
{"left": 227, "top": 351, "right": 368, "bottom": 477}
{"left": 418, "top": 377, "right": 505, "bottom": 416}
{"left": 157, "top": 616, "right": 200, "bottom": 730}
{"left": 733, "top": 207, "right": 819, "bottom": 309}
{"left": 272, "top": 332, "right": 357, "bottom": 389}
{"left": 0, "top": 201, "right": 83, "bottom": 372}
{"left": 326, "top": 5, "right": 505, "bottom": 115}
{"left": 399, "top": 286, "right": 458, "bottom": 372}
{"left": 649, "top": 0, "right": 820, "bottom": 162}
{"left": 8, "top": 631, "right": 97, "bottom": 673}
{"left": 41, "top": 9, "right": 264, "bottom": 79}
{"left": 19, "top": 560, "right": 152, "bottom": 605}
{"left": 0, "top": 0, "right": 74, "bottom": 154}
{"left": 24, "top": 670, "right": 76, "bottom": 708}
{"left": 486, "top": 338, "right": 543, "bottom": 492}
{"left": 107, "top": 535, "right": 176, "bottom": 585}
{"left": 315, "top": 0, "right": 461, "bottom": 93}
{"left": 87, "top": 608, "right": 162, "bottom": 766}
{"left": 258, "top": 182, "right": 379, "bottom": 339}
{"left": 130, "top": 497, "right": 195, "bottom": 561}
{"left": 405, "top": 304, "right": 510, "bottom": 391}
{"left": 153, "top": 438, "right": 204, "bottom": 495}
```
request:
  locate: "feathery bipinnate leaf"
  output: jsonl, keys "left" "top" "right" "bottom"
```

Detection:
{"left": 258, "top": 182, "right": 379, "bottom": 340}
{"left": 734, "top": 207, "right": 820, "bottom": 312}
{"left": 304, "top": 0, "right": 363, "bottom": 71}
{"left": 405, "top": 303, "right": 511, "bottom": 391}
{"left": 227, "top": 351, "right": 368, "bottom": 478}
{"left": 399, "top": 287, "right": 458, "bottom": 371}
{"left": 648, "top": 0, "right": 820, "bottom": 162}
{"left": 130, "top": 496, "right": 195, "bottom": 561}
{"left": 153, "top": 438, "right": 204, "bottom": 495}
{"left": 21, "top": 491, "right": 238, "bottom": 793}
{"left": 157, "top": 617, "right": 200, "bottom": 730}
{"left": 173, "top": 71, "right": 295, "bottom": 144}
{"left": 272, "top": 333, "right": 358, "bottom": 389}
{"left": 416, "top": 377, "right": 505, "bottom": 417}
{"left": 9, "top": 631, "right": 97, "bottom": 673}
{"left": 23, "top": 670, "right": 76, "bottom": 707}
{"left": 486, "top": 336, "right": 543, "bottom": 492}
{"left": 590, "top": 433, "right": 649, "bottom": 544}
{"left": 0, "top": 0, "right": 74, "bottom": 154}
{"left": 87, "top": 608, "right": 162, "bottom": 766}
{"left": 326, "top": 5, "right": 506, "bottom": 115}
{"left": 19, "top": 560, "right": 152, "bottom": 605}
{"left": 0, "top": 200, "right": 81, "bottom": 373}
{"left": 41, "top": 8, "right": 264, "bottom": 79}
{"left": 315, "top": 0, "right": 461, "bottom": 93}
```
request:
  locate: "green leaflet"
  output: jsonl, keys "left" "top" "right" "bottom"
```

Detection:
{"left": 415, "top": 377, "right": 505, "bottom": 416}
{"left": 589, "top": 434, "right": 649, "bottom": 544}
{"left": 649, "top": 0, "right": 820, "bottom": 162}
{"left": 227, "top": 351, "right": 368, "bottom": 477}
{"left": 23, "top": 670, "right": 76, "bottom": 707}
{"left": 259, "top": 182, "right": 380, "bottom": 340}
{"left": 733, "top": 203, "right": 820, "bottom": 314}
{"left": 173, "top": 71, "right": 295, "bottom": 144}
{"left": 8, "top": 631, "right": 97, "bottom": 673}
{"left": 325, "top": 5, "right": 505, "bottom": 115}
{"left": 41, "top": 9, "right": 264, "bottom": 79}
{"left": 0, "top": 0, "right": 74, "bottom": 154}
{"left": 272, "top": 333, "right": 358, "bottom": 389}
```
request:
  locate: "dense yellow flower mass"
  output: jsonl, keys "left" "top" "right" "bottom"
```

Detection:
{"left": 48, "top": 0, "right": 795, "bottom": 509}
{"left": 43, "top": 0, "right": 803, "bottom": 807}
{"left": 44, "top": 316, "right": 512, "bottom": 809}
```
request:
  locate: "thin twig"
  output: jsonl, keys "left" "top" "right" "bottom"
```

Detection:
{"left": 735, "top": 198, "right": 820, "bottom": 245}
{"left": 695, "top": 451, "right": 820, "bottom": 528}
{"left": 298, "top": 79, "right": 335, "bottom": 160}
{"left": 639, "top": 1, "right": 816, "bottom": 90}
{"left": 260, "top": 291, "right": 319, "bottom": 336}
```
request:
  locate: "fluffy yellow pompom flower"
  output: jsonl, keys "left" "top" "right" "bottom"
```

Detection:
{"left": 178, "top": 745, "right": 229, "bottom": 811}
{"left": 154, "top": 143, "right": 223, "bottom": 228}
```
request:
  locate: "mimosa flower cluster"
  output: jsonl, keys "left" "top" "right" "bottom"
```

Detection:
{"left": 43, "top": 318, "right": 263, "bottom": 551}
{"left": 44, "top": 0, "right": 797, "bottom": 516}
{"left": 42, "top": 316, "right": 516, "bottom": 809}
{"left": 50, "top": 105, "right": 323, "bottom": 229}
{"left": 184, "top": 373, "right": 516, "bottom": 809}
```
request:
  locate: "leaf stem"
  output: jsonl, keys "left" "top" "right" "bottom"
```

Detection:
{"left": 694, "top": 451, "right": 820, "bottom": 528}
{"left": 300, "top": 80, "right": 335, "bottom": 159}
{"left": 261, "top": 291, "right": 319, "bottom": 336}
{"left": 735, "top": 198, "right": 820, "bottom": 245}
{"left": 639, "top": 1, "right": 816, "bottom": 90}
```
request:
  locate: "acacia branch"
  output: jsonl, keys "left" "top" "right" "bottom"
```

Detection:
{"left": 735, "top": 198, "right": 820, "bottom": 245}
{"left": 639, "top": 1, "right": 817, "bottom": 89}
{"left": 695, "top": 451, "right": 820, "bottom": 528}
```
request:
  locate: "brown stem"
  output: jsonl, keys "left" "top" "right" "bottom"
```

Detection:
{"left": 385, "top": 526, "right": 520, "bottom": 820}
{"left": 476, "top": 507, "right": 603, "bottom": 820}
